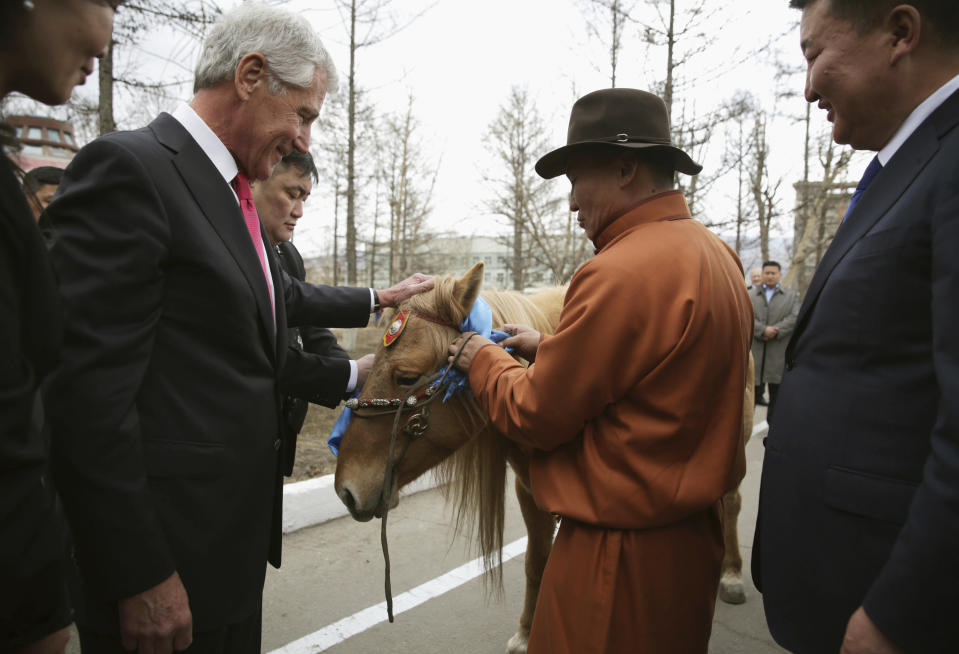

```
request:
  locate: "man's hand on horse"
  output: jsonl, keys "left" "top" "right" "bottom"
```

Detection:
{"left": 449, "top": 333, "right": 495, "bottom": 373}
{"left": 376, "top": 273, "right": 434, "bottom": 308}
{"left": 501, "top": 323, "right": 541, "bottom": 362}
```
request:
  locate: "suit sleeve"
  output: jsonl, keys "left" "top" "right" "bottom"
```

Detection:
{"left": 862, "top": 190, "right": 959, "bottom": 651}
{"left": 284, "top": 325, "right": 351, "bottom": 406}
{"left": 279, "top": 349, "right": 351, "bottom": 408}
{"left": 46, "top": 138, "right": 176, "bottom": 600}
{"left": 282, "top": 271, "right": 371, "bottom": 328}
{"left": 299, "top": 325, "right": 350, "bottom": 361}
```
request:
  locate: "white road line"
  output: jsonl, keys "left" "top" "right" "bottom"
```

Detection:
{"left": 268, "top": 536, "right": 530, "bottom": 653}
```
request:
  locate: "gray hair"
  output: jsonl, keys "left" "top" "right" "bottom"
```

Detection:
{"left": 194, "top": 3, "right": 338, "bottom": 95}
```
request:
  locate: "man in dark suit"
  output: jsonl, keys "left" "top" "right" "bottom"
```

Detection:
{"left": 45, "top": 5, "right": 432, "bottom": 653}
{"left": 754, "top": 2, "right": 959, "bottom": 653}
{"left": 252, "top": 151, "right": 354, "bottom": 475}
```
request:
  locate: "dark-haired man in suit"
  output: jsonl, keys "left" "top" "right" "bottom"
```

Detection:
{"left": 252, "top": 151, "right": 356, "bottom": 475}
{"left": 45, "top": 4, "right": 431, "bottom": 653}
{"left": 754, "top": 2, "right": 959, "bottom": 653}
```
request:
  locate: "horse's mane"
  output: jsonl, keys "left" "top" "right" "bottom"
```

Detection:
{"left": 415, "top": 278, "right": 564, "bottom": 589}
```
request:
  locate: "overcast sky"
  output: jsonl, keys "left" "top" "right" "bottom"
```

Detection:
{"left": 70, "top": 0, "right": 870, "bottom": 264}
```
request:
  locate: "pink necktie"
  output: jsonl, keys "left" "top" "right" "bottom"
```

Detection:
{"left": 231, "top": 172, "right": 274, "bottom": 313}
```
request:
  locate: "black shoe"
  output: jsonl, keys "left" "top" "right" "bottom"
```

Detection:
{"left": 755, "top": 398, "right": 768, "bottom": 406}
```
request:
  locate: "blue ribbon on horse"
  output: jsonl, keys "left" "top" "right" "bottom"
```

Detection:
{"left": 328, "top": 296, "right": 511, "bottom": 456}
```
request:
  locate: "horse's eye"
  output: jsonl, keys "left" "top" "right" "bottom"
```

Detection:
{"left": 396, "top": 374, "right": 420, "bottom": 387}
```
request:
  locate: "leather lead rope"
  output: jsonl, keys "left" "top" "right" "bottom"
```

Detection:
{"left": 378, "top": 332, "right": 479, "bottom": 622}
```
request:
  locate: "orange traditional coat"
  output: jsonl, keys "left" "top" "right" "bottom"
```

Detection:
{"left": 469, "top": 191, "right": 753, "bottom": 654}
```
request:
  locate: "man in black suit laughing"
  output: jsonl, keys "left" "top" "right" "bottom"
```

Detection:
{"left": 754, "top": 2, "right": 959, "bottom": 653}
{"left": 45, "top": 5, "right": 431, "bottom": 652}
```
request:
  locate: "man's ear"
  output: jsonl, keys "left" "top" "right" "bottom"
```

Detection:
{"left": 618, "top": 152, "right": 639, "bottom": 189}
{"left": 235, "top": 52, "right": 268, "bottom": 101}
{"left": 886, "top": 5, "right": 921, "bottom": 66}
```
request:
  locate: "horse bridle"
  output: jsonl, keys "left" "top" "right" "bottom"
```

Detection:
{"left": 346, "top": 310, "right": 481, "bottom": 622}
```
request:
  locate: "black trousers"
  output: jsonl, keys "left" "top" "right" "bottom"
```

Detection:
{"left": 77, "top": 606, "right": 261, "bottom": 654}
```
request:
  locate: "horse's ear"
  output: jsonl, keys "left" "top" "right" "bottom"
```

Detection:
{"left": 452, "top": 262, "right": 484, "bottom": 316}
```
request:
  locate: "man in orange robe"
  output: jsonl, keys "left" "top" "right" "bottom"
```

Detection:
{"left": 450, "top": 88, "right": 753, "bottom": 653}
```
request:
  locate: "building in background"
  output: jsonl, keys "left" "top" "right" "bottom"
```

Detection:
{"left": 7, "top": 114, "right": 79, "bottom": 171}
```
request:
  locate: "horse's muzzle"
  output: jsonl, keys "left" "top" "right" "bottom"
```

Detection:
{"left": 337, "top": 485, "right": 375, "bottom": 522}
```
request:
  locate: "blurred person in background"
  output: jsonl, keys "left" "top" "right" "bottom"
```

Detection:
{"left": 22, "top": 166, "right": 63, "bottom": 223}
{"left": 22, "top": 166, "right": 63, "bottom": 246}
{"left": 749, "top": 261, "right": 799, "bottom": 420}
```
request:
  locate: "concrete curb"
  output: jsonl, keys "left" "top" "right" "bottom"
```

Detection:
{"left": 282, "top": 471, "right": 443, "bottom": 534}
{"left": 283, "top": 419, "right": 770, "bottom": 534}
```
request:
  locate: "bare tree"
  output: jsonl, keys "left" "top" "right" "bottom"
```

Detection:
{"left": 331, "top": 0, "right": 435, "bottom": 284}
{"left": 747, "top": 112, "right": 783, "bottom": 263}
{"left": 97, "top": 1, "right": 221, "bottom": 135}
{"left": 379, "top": 93, "right": 438, "bottom": 283}
{"left": 312, "top": 91, "right": 349, "bottom": 284}
{"left": 485, "top": 87, "right": 545, "bottom": 290}
{"left": 485, "top": 86, "right": 590, "bottom": 289}
{"left": 579, "top": 0, "right": 639, "bottom": 86}
{"left": 786, "top": 132, "right": 854, "bottom": 294}
{"left": 525, "top": 205, "right": 592, "bottom": 285}
{"left": 719, "top": 92, "right": 759, "bottom": 255}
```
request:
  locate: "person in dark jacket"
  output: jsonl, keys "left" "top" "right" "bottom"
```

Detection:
{"left": 44, "top": 5, "right": 431, "bottom": 652}
{"left": 252, "top": 151, "right": 361, "bottom": 475}
{"left": 754, "top": 2, "right": 959, "bottom": 653}
{"left": 0, "top": 1, "right": 121, "bottom": 653}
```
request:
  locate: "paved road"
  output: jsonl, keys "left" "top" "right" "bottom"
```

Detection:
{"left": 66, "top": 408, "right": 785, "bottom": 654}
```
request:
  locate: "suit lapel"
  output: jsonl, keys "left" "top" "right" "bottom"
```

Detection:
{"left": 150, "top": 114, "right": 277, "bottom": 357}
{"left": 790, "top": 90, "right": 959, "bottom": 352}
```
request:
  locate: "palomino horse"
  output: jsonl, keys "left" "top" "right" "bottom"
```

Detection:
{"left": 334, "top": 263, "right": 755, "bottom": 653}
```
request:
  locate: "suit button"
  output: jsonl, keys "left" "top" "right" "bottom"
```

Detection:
{"left": 273, "top": 439, "right": 281, "bottom": 451}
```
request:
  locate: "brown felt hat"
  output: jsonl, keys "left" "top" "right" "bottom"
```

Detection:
{"left": 535, "top": 88, "right": 702, "bottom": 179}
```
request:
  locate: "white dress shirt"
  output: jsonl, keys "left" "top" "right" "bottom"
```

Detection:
{"left": 879, "top": 72, "right": 959, "bottom": 165}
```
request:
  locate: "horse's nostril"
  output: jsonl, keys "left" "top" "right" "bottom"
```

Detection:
{"left": 339, "top": 487, "right": 357, "bottom": 513}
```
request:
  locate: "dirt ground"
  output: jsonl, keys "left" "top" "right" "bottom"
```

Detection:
{"left": 285, "top": 325, "right": 384, "bottom": 483}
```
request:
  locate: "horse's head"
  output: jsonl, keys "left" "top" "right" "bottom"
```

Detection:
{"left": 335, "top": 263, "right": 488, "bottom": 521}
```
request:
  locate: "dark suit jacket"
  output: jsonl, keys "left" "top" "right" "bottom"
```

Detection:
{"left": 275, "top": 239, "right": 349, "bottom": 475}
{"left": 45, "top": 113, "right": 371, "bottom": 632}
{"left": 753, "top": 88, "right": 959, "bottom": 653}
{"left": 0, "top": 154, "right": 69, "bottom": 634}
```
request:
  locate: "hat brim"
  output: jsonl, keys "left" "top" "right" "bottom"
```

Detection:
{"left": 534, "top": 141, "right": 703, "bottom": 179}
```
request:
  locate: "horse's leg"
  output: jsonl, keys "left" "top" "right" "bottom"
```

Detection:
{"left": 720, "top": 369, "right": 755, "bottom": 605}
{"left": 507, "top": 470, "right": 554, "bottom": 654}
{"left": 719, "top": 486, "right": 746, "bottom": 604}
